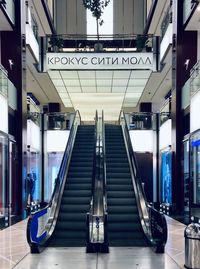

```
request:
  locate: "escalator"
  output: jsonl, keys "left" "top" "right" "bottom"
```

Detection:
{"left": 49, "top": 125, "right": 95, "bottom": 247}
{"left": 103, "top": 113, "right": 167, "bottom": 252}
{"left": 105, "top": 124, "right": 147, "bottom": 246}
{"left": 27, "top": 112, "right": 97, "bottom": 252}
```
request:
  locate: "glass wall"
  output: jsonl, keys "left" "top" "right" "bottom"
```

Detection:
{"left": 27, "top": 113, "right": 41, "bottom": 207}
{"left": 0, "top": 133, "right": 8, "bottom": 224}
{"left": 183, "top": 138, "right": 190, "bottom": 220}
{"left": 190, "top": 130, "right": 200, "bottom": 220}
{"left": 44, "top": 113, "right": 73, "bottom": 202}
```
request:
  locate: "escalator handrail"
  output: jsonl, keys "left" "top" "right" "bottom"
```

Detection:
{"left": 27, "top": 110, "right": 81, "bottom": 251}
{"left": 91, "top": 110, "right": 98, "bottom": 213}
{"left": 119, "top": 110, "right": 167, "bottom": 252}
{"left": 87, "top": 111, "right": 109, "bottom": 249}
{"left": 102, "top": 111, "right": 107, "bottom": 214}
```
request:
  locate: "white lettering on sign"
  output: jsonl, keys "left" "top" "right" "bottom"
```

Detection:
{"left": 46, "top": 53, "right": 155, "bottom": 70}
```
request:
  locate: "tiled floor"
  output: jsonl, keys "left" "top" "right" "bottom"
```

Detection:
{"left": 0, "top": 216, "right": 186, "bottom": 269}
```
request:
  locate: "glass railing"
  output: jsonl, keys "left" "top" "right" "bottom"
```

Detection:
{"left": 46, "top": 34, "right": 154, "bottom": 53}
{"left": 27, "top": 111, "right": 81, "bottom": 253}
{"left": 27, "top": 112, "right": 41, "bottom": 127}
{"left": 1, "top": 0, "right": 15, "bottom": 24}
{"left": 160, "top": 5, "right": 172, "bottom": 41}
{"left": 125, "top": 112, "right": 156, "bottom": 130}
{"left": 190, "top": 60, "right": 200, "bottom": 97}
{"left": 160, "top": 112, "right": 171, "bottom": 126}
{"left": 183, "top": 0, "right": 198, "bottom": 24}
{"left": 120, "top": 111, "right": 168, "bottom": 253}
{"left": 45, "top": 112, "right": 74, "bottom": 130}
{"left": 0, "top": 64, "right": 8, "bottom": 98}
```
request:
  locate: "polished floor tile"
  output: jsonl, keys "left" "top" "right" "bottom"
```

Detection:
{"left": 0, "top": 216, "right": 187, "bottom": 269}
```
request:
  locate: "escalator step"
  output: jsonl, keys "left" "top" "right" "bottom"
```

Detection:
{"left": 63, "top": 189, "right": 91, "bottom": 197}
{"left": 58, "top": 212, "right": 86, "bottom": 221}
{"left": 108, "top": 222, "right": 141, "bottom": 231}
{"left": 65, "top": 183, "right": 91, "bottom": 190}
{"left": 61, "top": 197, "right": 91, "bottom": 204}
{"left": 108, "top": 213, "right": 139, "bottom": 222}
{"left": 60, "top": 204, "right": 89, "bottom": 213}
{"left": 107, "top": 184, "right": 133, "bottom": 191}
{"left": 107, "top": 198, "right": 136, "bottom": 205}
{"left": 56, "top": 221, "right": 86, "bottom": 230}
{"left": 107, "top": 205, "right": 138, "bottom": 214}
{"left": 107, "top": 191, "right": 134, "bottom": 198}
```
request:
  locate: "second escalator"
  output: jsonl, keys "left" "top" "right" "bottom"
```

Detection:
{"left": 49, "top": 125, "right": 95, "bottom": 247}
{"left": 105, "top": 124, "right": 147, "bottom": 247}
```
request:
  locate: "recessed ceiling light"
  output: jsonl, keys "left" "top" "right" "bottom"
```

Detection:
{"left": 197, "top": 5, "right": 200, "bottom": 12}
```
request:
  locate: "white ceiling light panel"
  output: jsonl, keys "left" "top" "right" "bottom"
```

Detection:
{"left": 78, "top": 71, "right": 95, "bottom": 79}
{"left": 96, "top": 71, "right": 113, "bottom": 79}
{"left": 96, "top": 80, "right": 112, "bottom": 87}
{"left": 112, "top": 87, "right": 126, "bottom": 93}
{"left": 60, "top": 71, "right": 78, "bottom": 79}
{"left": 56, "top": 86, "right": 67, "bottom": 93}
{"left": 81, "top": 79, "right": 96, "bottom": 86}
{"left": 64, "top": 79, "right": 80, "bottom": 86}
{"left": 48, "top": 71, "right": 61, "bottom": 79}
{"left": 82, "top": 87, "right": 97, "bottom": 93}
{"left": 97, "top": 87, "right": 111, "bottom": 93}
{"left": 112, "top": 79, "right": 128, "bottom": 86}
{"left": 113, "top": 71, "right": 131, "bottom": 79}
{"left": 52, "top": 79, "right": 65, "bottom": 87}
{"left": 126, "top": 86, "right": 144, "bottom": 93}
{"left": 67, "top": 87, "right": 82, "bottom": 93}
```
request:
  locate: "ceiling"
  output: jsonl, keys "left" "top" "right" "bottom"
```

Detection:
{"left": 48, "top": 70, "right": 152, "bottom": 121}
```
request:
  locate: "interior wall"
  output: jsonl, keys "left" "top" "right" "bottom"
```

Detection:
{"left": 55, "top": 0, "right": 86, "bottom": 35}
{"left": 113, "top": 0, "right": 145, "bottom": 35}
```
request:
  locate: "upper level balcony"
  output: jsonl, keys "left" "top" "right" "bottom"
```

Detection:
{"left": 46, "top": 34, "right": 155, "bottom": 53}
{"left": 0, "top": 0, "right": 15, "bottom": 31}
{"left": 160, "top": 5, "right": 172, "bottom": 62}
{"left": 183, "top": 0, "right": 200, "bottom": 30}
{"left": 26, "top": 3, "right": 39, "bottom": 63}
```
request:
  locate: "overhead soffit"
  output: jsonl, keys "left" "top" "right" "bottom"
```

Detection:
{"left": 48, "top": 70, "right": 152, "bottom": 121}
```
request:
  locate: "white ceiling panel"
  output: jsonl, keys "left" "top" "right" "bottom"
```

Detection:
{"left": 78, "top": 71, "right": 95, "bottom": 79}
{"left": 80, "top": 80, "right": 96, "bottom": 86}
{"left": 60, "top": 71, "right": 78, "bottom": 79}
{"left": 96, "top": 80, "right": 112, "bottom": 87}
{"left": 97, "top": 87, "right": 111, "bottom": 93}
{"left": 96, "top": 71, "right": 113, "bottom": 79}
{"left": 112, "top": 87, "right": 126, "bottom": 93}
{"left": 82, "top": 87, "right": 97, "bottom": 93}
{"left": 125, "top": 93, "right": 142, "bottom": 98}
{"left": 52, "top": 79, "right": 64, "bottom": 87}
{"left": 126, "top": 86, "right": 144, "bottom": 93}
{"left": 128, "top": 79, "right": 148, "bottom": 87}
{"left": 67, "top": 87, "right": 82, "bottom": 93}
{"left": 113, "top": 79, "right": 128, "bottom": 86}
{"left": 113, "top": 71, "right": 131, "bottom": 79}
{"left": 56, "top": 86, "right": 67, "bottom": 93}
{"left": 131, "top": 70, "right": 152, "bottom": 79}
{"left": 48, "top": 71, "right": 61, "bottom": 79}
{"left": 58, "top": 92, "right": 69, "bottom": 98}
{"left": 64, "top": 79, "right": 80, "bottom": 86}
